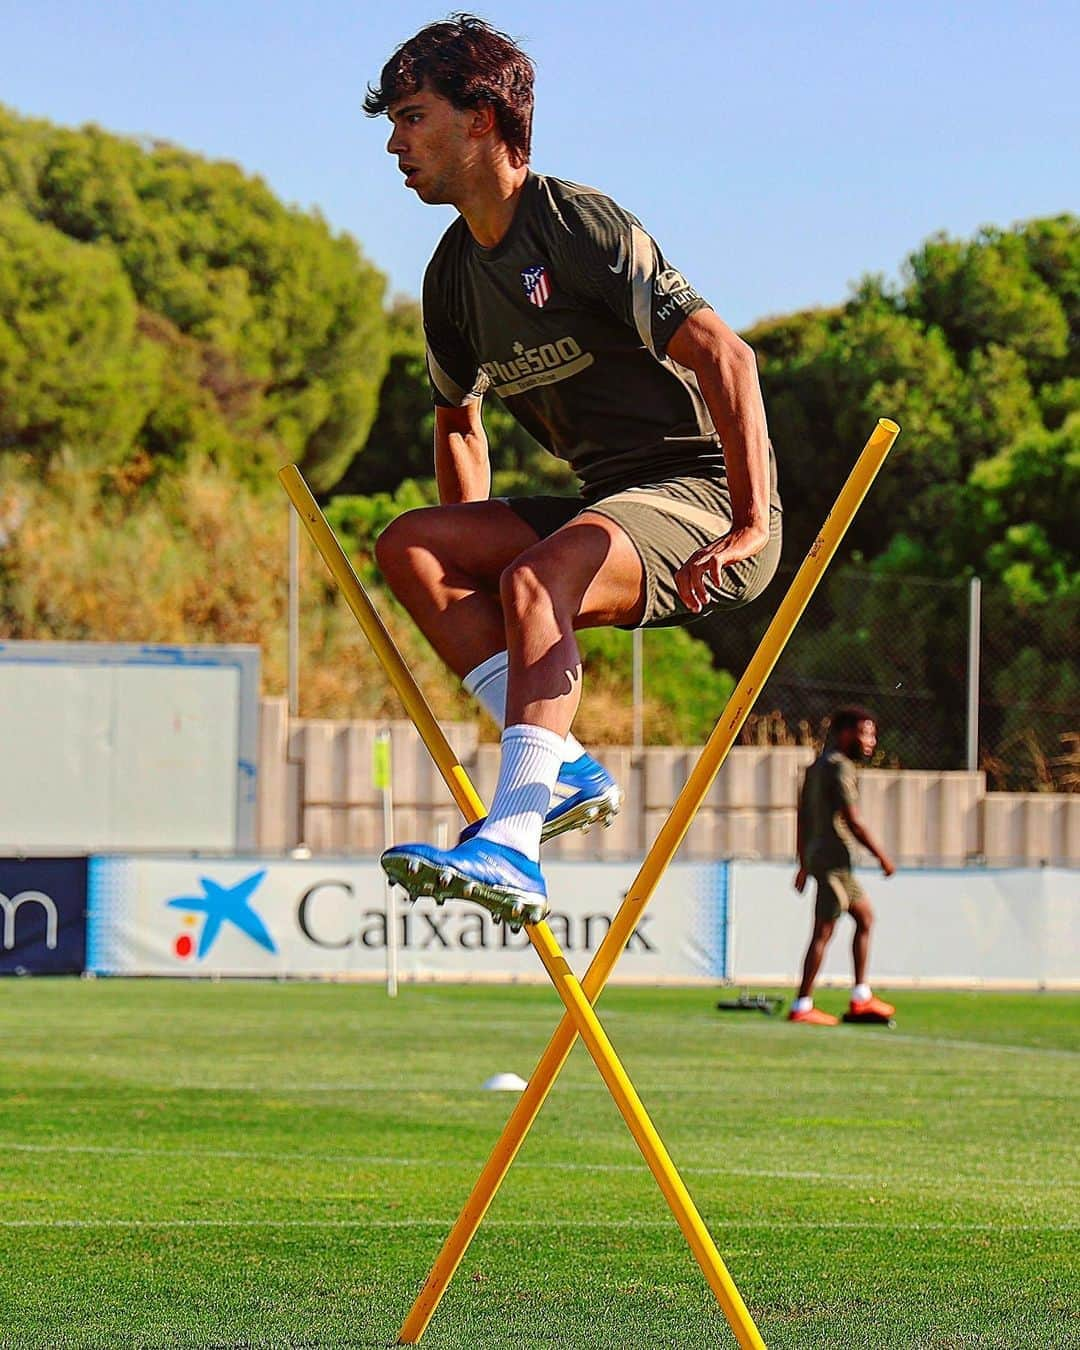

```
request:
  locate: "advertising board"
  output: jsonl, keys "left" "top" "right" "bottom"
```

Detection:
{"left": 0, "top": 857, "right": 88, "bottom": 975}
{"left": 87, "top": 855, "right": 729, "bottom": 982}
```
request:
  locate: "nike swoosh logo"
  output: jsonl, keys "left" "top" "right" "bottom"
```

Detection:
{"left": 609, "top": 238, "right": 627, "bottom": 274}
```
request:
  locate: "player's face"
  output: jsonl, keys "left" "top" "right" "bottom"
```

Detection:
{"left": 855, "top": 719, "right": 878, "bottom": 760}
{"left": 386, "top": 87, "right": 476, "bottom": 205}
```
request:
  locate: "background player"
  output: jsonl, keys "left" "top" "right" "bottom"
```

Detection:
{"left": 790, "top": 706, "right": 896, "bottom": 1025}
{"left": 366, "top": 16, "right": 781, "bottom": 927}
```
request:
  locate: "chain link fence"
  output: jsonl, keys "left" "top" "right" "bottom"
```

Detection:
{"left": 646, "top": 566, "right": 1078, "bottom": 790}
{"left": 978, "top": 582, "right": 1080, "bottom": 792}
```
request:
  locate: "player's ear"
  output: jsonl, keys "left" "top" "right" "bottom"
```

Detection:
{"left": 468, "top": 102, "right": 498, "bottom": 140}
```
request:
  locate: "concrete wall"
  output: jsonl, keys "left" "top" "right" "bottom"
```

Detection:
{"left": 256, "top": 698, "right": 1080, "bottom": 867}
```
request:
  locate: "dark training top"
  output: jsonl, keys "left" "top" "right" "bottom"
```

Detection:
{"left": 424, "top": 172, "right": 777, "bottom": 501}
{"left": 800, "top": 747, "right": 860, "bottom": 874}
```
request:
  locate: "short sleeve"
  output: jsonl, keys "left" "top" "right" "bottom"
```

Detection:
{"left": 834, "top": 757, "right": 858, "bottom": 809}
{"left": 421, "top": 261, "right": 489, "bottom": 408}
{"left": 560, "top": 192, "right": 711, "bottom": 358}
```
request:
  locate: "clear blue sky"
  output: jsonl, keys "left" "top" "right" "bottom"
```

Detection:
{"left": 2, "top": 0, "right": 1077, "bottom": 329}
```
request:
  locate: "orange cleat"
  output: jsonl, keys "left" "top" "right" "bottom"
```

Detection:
{"left": 848, "top": 995, "right": 895, "bottom": 1020}
{"left": 787, "top": 1006, "right": 839, "bottom": 1026}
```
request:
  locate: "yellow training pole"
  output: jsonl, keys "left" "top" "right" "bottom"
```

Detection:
{"left": 278, "top": 465, "right": 767, "bottom": 1346}
{"left": 528, "top": 922, "right": 764, "bottom": 1347}
{"left": 400, "top": 417, "right": 900, "bottom": 1342}
{"left": 278, "top": 466, "right": 484, "bottom": 824}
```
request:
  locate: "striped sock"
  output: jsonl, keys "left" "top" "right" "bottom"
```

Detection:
{"left": 476, "top": 724, "right": 565, "bottom": 862}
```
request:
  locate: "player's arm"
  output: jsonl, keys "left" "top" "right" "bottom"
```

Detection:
{"left": 423, "top": 255, "right": 491, "bottom": 504}
{"left": 667, "top": 312, "right": 772, "bottom": 614}
{"left": 794, "top": 777, "right": 808, "bottom": 892}
{"left": 839, "top": 802, "right": 896, "bottom": 877}
{"left": 434, "top": 401, "right": 491, "bottom": 504}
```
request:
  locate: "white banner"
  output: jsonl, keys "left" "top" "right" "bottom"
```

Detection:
{"left": 729, "top": 862, "right": 1080, "bottom": 987}
{"left": 87, "top": 856, "right": 728, "bottom": 982}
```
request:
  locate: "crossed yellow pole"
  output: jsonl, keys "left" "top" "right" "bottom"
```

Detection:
{"left": 279, "top": 416, "right": 899, "bottom": 1348}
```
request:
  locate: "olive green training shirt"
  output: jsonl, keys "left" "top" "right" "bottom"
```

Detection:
{"left": 422, "top": 171, "right": 781, "bottom": 503}
{"left": 800, "top": 747, "right": 860, "bottom": 874}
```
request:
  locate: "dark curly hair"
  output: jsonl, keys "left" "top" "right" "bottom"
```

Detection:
{"left": 364, "top": 14, "right": 535, "bottom": 167}
{"left": 830, "top": 706, "right": 878, "bottom": 737}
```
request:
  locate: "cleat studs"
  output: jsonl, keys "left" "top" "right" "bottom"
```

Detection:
{"left": 463, "top": 882, "right": 477, "bottom": 899}
{"left": 438, "top": 867, "right": 453, "bottom": 887}
{"left": 581, "top": 823, "right": 591, "bottom": 834}
{"left": 407, "top": 859, "right": 421, "bottom": 875}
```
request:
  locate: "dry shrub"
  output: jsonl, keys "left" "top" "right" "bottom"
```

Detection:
{"left": 0, "top": 458, "right": 743, "bottom": 742}
{"left": 0, "top": 457, "right": 479, "bottom": 725}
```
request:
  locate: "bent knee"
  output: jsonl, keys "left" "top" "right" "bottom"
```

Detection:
{"left": 375, "top": 509, "right": 417, "bottom": 566}
{"left": 499, "top": 557, "right": 554, "bottom": 617}
{"left": 374, "top": 507, "right": 444, "bottom": 578}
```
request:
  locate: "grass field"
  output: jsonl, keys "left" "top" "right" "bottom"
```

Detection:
{"left": 0, "top": 980, "right": 1076, "bottom": 1349}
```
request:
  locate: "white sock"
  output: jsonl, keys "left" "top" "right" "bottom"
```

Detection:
{"left": 464, "top": 652, "right": 586, "bottom": 763}
{"left": 793, "top": 996, "right": 813, "bottom": 1013}
{"left": 853, "top": 983, "right": 872, "bottom": 1003}
{"left": 476, "top": 724, "right": 565, "bottom": 862}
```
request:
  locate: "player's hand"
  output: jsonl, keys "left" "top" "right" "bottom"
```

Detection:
{"left": 879, "top": 854, "right": 896, "bottom": 878}
{"left": 794, "top": 866, "right": 807, "bottom": 893}
{"left": 675, "top": 523, "right": 770, "bottom": 614}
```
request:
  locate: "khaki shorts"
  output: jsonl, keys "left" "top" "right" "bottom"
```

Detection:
{"left": 813, "top": 869, "right": 867, "bottom": 924}
{"left": 505, "top": 474, "right": 783, "bottom": 629}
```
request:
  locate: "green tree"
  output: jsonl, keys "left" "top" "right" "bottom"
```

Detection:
{"left": 0, "top": 199, "right": 160, "bottom": 466}
{"left": 905, "top": 226, "right": 1069, "bottom": 374}
{"left": 0, "top": 104, "right": 390, "bottom": 490}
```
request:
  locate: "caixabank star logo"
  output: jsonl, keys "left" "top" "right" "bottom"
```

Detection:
{"left": 166, "top": 871, "right": 277, "bottom": 961}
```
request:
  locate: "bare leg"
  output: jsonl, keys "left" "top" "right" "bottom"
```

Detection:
{"left": 374, "top": 501, "right": 540, "bottom": 680}
{"left": 380, "top": 510, "right": 645, "bottom": 918}
{"left": 797, "top": 917, "right": 836, "bottom": 1000}
{"left": 500, "top": 512, "right": 646, "bottom": 734}
{"left": 850, "top": 897, "right": 874, "bottom": 987}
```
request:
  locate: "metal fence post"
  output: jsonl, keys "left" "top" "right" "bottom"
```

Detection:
{"left": 966, "top": 575, "right": 982, "bottom": 772}
{"left": 288, "top": 507, "right": 299, "bottom": 719}
{"left": 632, "top": 628, "right": 643, "bottom": 755}
{"left": 374, "top": 729, "right": 397, "bottom": 998}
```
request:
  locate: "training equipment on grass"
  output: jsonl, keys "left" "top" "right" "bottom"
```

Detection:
{"left": 280, "top": 465, "right": 764, "bottom": 1345}
{"left": 716, "top": 992, "right": 786, "bottom": 1016}
{"left": 280, "top": 416, "right": 899, "bottom": 1350}
{"left": 481, "top": 1072, "right": 528, "bottom": 1092}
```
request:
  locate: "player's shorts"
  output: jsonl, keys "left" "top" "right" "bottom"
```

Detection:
{"left": 813, "top": 869, "right": 866, "bottom": 923}
{"left": 504, "top": 474, "right": 783, "bottom": 629}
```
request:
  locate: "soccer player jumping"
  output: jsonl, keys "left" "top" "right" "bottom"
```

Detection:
{"left": 368, "top": 16, "right": 781, "bottom": 928}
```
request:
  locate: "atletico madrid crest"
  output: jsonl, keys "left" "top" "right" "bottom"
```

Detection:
{"left": 521, "top": 264, "right": 551, "bottom": 308}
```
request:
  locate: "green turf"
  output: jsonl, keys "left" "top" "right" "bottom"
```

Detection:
{"left": 0, "top": 980, "right": 1076, "bottom": 1348}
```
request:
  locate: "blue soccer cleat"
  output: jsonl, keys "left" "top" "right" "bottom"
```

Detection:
{"left": 460, "top": 752, "right": 622, "bottom": 847}
{"left": 381, "top": 835, "right": 549, "bottom": 931}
